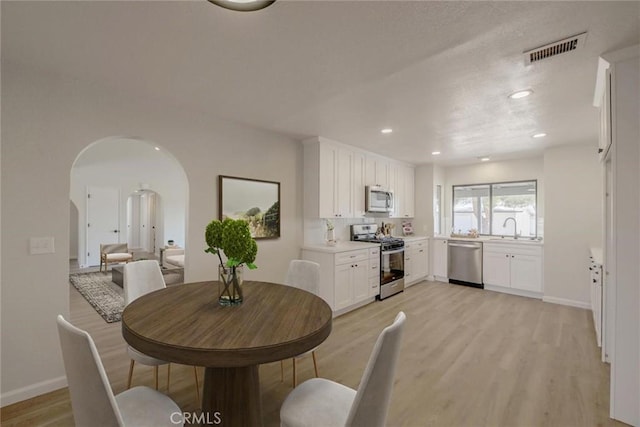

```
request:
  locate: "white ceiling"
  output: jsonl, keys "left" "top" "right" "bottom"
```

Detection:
{"left": 3, "top": 1, "right": 639, "bottom": 165}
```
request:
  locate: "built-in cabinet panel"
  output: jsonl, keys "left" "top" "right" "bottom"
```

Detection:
{"left": 589, "top": 251, "right": 603, "bottom": 349}
{"left": 432, "top": 238, "right": 449, "bottom": 281}
{"left": 595, "top": 45, "right": 639, "bottom": 426}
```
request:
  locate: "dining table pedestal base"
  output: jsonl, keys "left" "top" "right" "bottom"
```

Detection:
{"left": 202, "top": 365, "right": 262, "bottom": 427}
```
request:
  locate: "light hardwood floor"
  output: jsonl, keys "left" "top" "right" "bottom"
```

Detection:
{"left": 1, "top": 279, "right": 624, "bottom": 427}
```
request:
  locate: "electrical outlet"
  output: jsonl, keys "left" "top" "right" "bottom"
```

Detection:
{"left": 30, "top": 237, "right": 55, "bottom": 254}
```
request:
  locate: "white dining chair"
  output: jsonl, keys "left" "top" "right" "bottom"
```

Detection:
{"left": 124, "top": 260, "right": 200, "bottom": 403}
{"left": 282, "top": 260, "right": 321, "bottom": 387}
{"left": 280, "top": 311, "right": 406, "bottom": 427}
{"left": 57, "top": 315, "right": 182, "bottom": 427}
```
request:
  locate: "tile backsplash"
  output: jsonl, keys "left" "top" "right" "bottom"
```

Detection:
{"left": 304, "top": 216, "right": 408, "bottom": 245}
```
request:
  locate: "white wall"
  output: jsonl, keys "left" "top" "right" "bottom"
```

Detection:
{"left": 443, "top": 156, "right": 545, "bottom": 235}
{"left": 1, "top": 62, "right": 303, "bottom": 405}
{"left": 70, "top": 138, "right": 188, "bottom": 265}
{"left": 543, "top": 145, "right": 602, "bottom": 307}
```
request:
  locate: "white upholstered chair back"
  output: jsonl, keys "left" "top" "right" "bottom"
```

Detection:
{"left": 345, "top": 311, "right": 406, "bottom": 426}
{"left": 57, "top": 315, "right": 123, "bottom": 427}
{"left": 124, "top": 260, "right": 166, "bottom": 305}
{"left": 284, "top": 260, "right": 320, "bottom": 295}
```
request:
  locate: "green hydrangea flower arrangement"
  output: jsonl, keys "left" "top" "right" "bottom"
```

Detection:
{"left": 205, "top": 218, "right": 257, "bottom": 305}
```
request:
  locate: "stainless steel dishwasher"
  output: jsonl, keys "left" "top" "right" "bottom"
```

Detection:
{"left": 448, "top": 241, "right": 483, "bottom": 288}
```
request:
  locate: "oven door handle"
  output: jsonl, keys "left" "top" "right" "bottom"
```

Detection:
{"left": 382, "top": 248, "right": 404, "bottom": 255}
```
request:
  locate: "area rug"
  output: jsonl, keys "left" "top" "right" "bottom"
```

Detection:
{"left": 69, "top": 272, "right": 124, "bottom": 323}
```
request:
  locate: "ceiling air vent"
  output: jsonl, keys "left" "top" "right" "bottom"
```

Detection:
{"left": 524, "top": 32, "right": 587, "bottom": 65}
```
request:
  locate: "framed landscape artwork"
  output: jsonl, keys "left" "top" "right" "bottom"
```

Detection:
{"left": 218, "top": 175, "right": 281, "bottom": 239}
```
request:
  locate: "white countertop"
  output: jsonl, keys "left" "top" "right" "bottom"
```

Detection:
{"left": 432, "top": 235, "right": 544, "bottom": 246}
{"left": 398, "top": 235, "right": 428, "bottom": 242}
{"left": 302, "top": 241, "right": 381, "bottom": 253}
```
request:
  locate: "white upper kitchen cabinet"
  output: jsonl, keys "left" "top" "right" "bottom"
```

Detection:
{"left": 365, "top": 155, "right": 389, "bottom": 188}
{"left": 398, "top": 165, "right": 415, "bottom": 218}
{"left": 352, "top": 152, "right": 366, "bottom": 217}
{"left": 388, "top": 162, "right": 415, "bottom": 218}
{"left": 304, "top": 137, "right": 356, "bottom": 219}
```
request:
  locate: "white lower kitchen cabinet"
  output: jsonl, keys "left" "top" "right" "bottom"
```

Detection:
{"left": 404, "top": 238, "right": 428, "bottom": 286}
{"left": 302, "top": 245, "right": 376, "bottom": 316}
{"left": 482, "top": 243, "right": 543, "bottom": 297}
{"left": 431, "top": 238, "right": 448, "bottom": 281}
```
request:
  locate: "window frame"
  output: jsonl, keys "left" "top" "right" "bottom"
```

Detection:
{"left": 452, "top": 179, "right": 538, "bottom": 237}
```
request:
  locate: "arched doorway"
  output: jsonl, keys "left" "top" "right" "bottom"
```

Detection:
{"left": 70, "top": 137, "right": 188, "bottom": 268}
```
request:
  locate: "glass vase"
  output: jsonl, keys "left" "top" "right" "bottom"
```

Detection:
{"left": 218, "top": 265, "right": 243, "bottom": 306}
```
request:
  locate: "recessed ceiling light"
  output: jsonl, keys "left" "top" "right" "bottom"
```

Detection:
{"left": 532, "top": 133, "right": 547, "bottom": 138}
{"left": 431, "top": 151, "right": 441, "bottom": 155}
{"left": 154, "top": 146, "right": 160, "bottom": 151}
{"left": 508, "top": 89, "right": 533, "bottom": 99}
{"left": 479, "top": 157, "right": 490, "bottom": 162}
{"left": 381, "top": 128, "right": 393, "bottom": 134}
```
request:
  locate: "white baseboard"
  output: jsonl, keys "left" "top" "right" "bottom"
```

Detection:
{"left": 485, "top": 284, "right": 542, "bottom": 299}
{"left": 542, "top": 295, "right": 591, "bottom": 309}
{"left": 0, "top": 376, "right": 67, "bottom": 407}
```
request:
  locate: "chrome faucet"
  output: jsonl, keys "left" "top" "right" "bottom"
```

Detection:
{"left": 503, "top": 217, "right": 518, "bottom": 239}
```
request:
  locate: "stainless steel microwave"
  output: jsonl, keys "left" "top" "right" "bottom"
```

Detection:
{"left": 366, "top": 186, "right": 394, "bottom": 213}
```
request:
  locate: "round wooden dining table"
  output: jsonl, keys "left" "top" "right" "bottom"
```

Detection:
{"left": 122, "top": 280, "right": 332, "bottom": 427}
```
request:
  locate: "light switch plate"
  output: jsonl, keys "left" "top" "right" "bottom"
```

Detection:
{"left": 30, "top": 237, "right": 55, "bottom": 254}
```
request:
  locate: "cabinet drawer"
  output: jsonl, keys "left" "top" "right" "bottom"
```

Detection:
{"left": 335, "top": 249, "right": 369, "bottom": 265}
{"left": 369, "top": 247, "right": 380, "bottom": 258}
{"left": 483, "top": 243, "right": 541, "bottom": 257}
{"left": 369, "top": 259, "right": 379, "bottom": 277}
{"left": 369, "top": 276, "right": 380, "bottom": 295}
{"left": 414, "top": 239, "right": 427, "bottom": 248}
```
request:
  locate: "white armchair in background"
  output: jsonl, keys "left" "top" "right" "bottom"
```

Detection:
{"left": 163, "top": 248, "right": 185, "bottom": 268}
{"left": 99, "top": 243, "right": 133, "bottom": 272}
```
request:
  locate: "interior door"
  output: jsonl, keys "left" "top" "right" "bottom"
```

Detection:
{"left": 87, "top": 186, "right": 120, "bottom": 266}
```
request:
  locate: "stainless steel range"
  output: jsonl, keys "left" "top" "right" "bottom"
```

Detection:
{"left": 351, "top": 224, "right": 405, "bottom": 300}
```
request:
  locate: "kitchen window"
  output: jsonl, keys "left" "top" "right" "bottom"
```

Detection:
{"left": 452, "top": 180, "right": 537, "bottom": 237}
